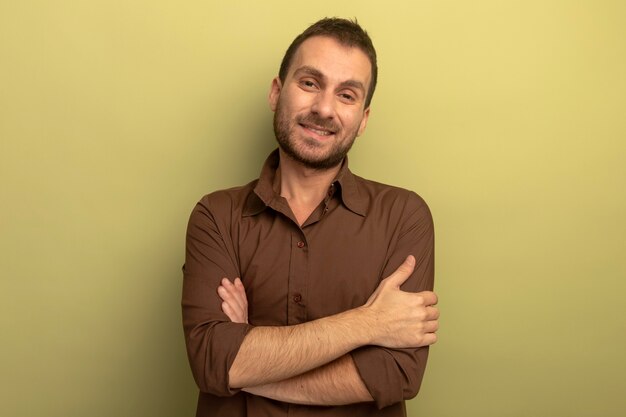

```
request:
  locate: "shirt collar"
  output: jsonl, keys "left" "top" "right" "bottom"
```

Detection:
{"left": 243, "top": 149, "right": 368, "bottom": 217}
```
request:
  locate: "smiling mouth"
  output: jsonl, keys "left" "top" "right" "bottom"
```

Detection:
{"left": 300, "top": 123, "right": 336, "bottom": 137}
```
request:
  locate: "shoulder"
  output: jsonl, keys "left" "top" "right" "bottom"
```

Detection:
{"left": 353, "top": 177, "right": 435, "bottom": 252}
{"left": 353, "top": 174, "right": 431, "bottom": 217}
{"left": 190, "top": 180, "right": 259, "bottom": 225}
{"left": 197, "top": 180, "right": 257, "bottom": 210}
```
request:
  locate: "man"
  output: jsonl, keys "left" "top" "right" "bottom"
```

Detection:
{"left": 182, "top": 18, "right": 439, "bottom": 416}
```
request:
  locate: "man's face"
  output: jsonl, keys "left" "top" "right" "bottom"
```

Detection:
{"left": 269, "top": 36, "right": 372, "bottom": 170}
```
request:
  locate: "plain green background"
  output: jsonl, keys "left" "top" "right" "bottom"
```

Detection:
{"left": 1, "top": 1, "right": 625, "bottom": 416}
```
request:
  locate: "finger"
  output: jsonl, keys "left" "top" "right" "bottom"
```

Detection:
{"left": 230, "top": 283, "right": 247, "bottom": 311}
{"left": 220, "top": 277, "right": 235, "bottom": 296}
{"left": 421, "top": 332, "right": 438, "bottom": 346}
{"left": 223, "top": 300, "right": 247, "bottom": 324}
{"left": 218, "top": 286, "right": 240, "bottom": 311}
{"left": 423, "top": 320, "right": 439, "bottom": 333}
{"left": 385, "top": 255, "right": 416, "bottom": 288}
{"left": 222, "top": 301, "right": 237, "bottom": 322}
{"left": 417, "top": 291, "right": 438, "bottom": 306}
{"left": 217, "top": 285, "right": 230, "bottom": 301}
{"left": 221, "top": 291, "right": 247, "bottom": 321}
{"left": 425, "top": 306, "right": 440, "bottom": 320}
{"left": 221, "top": 278, "right": 247, "bottom": 312}
{"left": 218, "top": 285, "right": 246, "bottom": 315}
{"left": 234, "top": 278, "right": 248, "bottom": 308}
{"left": 217, "top": 284, "right": 238, "bottom": 302}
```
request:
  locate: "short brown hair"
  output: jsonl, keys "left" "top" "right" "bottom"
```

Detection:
{"left": 278, "top": 17, "right": 378, "bottom": 108}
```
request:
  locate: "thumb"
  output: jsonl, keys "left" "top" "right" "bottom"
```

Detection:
{"left": 385, "top": 255, "right": 416, "bottom": 288}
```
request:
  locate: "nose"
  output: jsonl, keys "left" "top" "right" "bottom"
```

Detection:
{"left": 310, "top": 90, "right": 336, "bottom": 120}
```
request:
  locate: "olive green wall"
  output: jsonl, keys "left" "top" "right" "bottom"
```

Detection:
{"left": 1, "top": 1, "right": 624, "bottom": 416}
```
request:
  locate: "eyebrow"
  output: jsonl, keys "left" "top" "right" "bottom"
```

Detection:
{"left": 340, "top": 79, "right": 366, "bottom": 93}
{"left": 293, "top": 65, "right": 366, "bottom": 94}
{"left": 294, "top": 65, "right": 324, "bottom": 80}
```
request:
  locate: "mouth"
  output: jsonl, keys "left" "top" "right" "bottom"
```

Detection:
{"left": 299, "top": 123, "right": 336, "bottom": 138}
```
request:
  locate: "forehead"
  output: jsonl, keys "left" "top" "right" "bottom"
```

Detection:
{"left": 287, "top": 36, "right": 372, "bottom": 87}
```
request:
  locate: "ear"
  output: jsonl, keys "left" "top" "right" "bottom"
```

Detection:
{"left": 268, "top": 77, "right": 282, "bottom": 112}
{"left": 357, "top": 107, "right": 371, "bottom": 136}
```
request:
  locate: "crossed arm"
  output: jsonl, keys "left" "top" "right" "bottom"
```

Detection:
{"left": 183, "top": 192, "right": 437, "bottom": 407}
{"left": 217, "top": 256, "right": 439, "bottom": 406}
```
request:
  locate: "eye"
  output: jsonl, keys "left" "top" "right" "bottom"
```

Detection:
{"left": 300, "top": 79, "right": 318, "bottom": 90}
{"left": 339, "top": 92, "right": 356, "bottom": 102}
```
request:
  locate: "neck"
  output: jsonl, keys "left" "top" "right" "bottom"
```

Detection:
{"left": 278, "top": 149, "right": 341, "bottom": 215}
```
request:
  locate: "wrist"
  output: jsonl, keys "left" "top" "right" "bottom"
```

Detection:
{"left": 346, "top": 305, "right": 377, "bottom": 346}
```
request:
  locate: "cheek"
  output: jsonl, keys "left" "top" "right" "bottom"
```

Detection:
{"left": 343, "top": 113, "right": 364, "bottom": 132}
{"left": 279, "top": 97, "right": 305, "bottom": 118}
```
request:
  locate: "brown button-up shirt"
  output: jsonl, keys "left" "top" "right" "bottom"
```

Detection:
{"left": 182, "top": 150, "right": 434, "bottom": 417}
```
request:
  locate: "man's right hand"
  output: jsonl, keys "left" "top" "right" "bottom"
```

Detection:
{"left": 217, "top": 277, "right": 248, "bottom": 324}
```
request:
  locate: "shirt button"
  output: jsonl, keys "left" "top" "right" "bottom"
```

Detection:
{"left": 297, "top": 241, "right": 305, "bottom": 248}
{"left": 293, "top": 294, "right": 302, "bottom": 303}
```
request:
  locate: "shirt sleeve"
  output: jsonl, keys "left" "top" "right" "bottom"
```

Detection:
{"left": 182, "top": 194, "right": 253, "bottom": 396}
{"left": 350, "top": 192, "right": 435, "bottom": 409}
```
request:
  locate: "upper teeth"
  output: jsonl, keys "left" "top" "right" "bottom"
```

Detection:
{"left": 309, "top": 127, "right": 331, "bottom": 136}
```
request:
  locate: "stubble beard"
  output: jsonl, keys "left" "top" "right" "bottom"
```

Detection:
{"left": 273, "top": 104, "right": 358, "bottom": 171}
